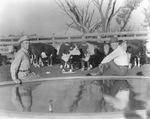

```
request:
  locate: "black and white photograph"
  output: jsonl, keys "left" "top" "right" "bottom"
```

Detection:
{"left": 0, "top": 0, "right": 149, "bottom": 118}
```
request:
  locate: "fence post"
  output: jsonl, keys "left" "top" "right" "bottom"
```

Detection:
{"left": 52, "top": 34, "right": 55, "bottom": 45}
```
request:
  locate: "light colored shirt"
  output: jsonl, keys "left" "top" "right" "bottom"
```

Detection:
{"left": 10, "top": 48, "right": 31, "bottom": 80}
{"left": 101, "top": 46, "right": 129, "bottom": 66}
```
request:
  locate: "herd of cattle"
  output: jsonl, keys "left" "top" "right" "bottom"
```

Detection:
{"left": 0, "top": 39, "right": 150, "bottom": 73}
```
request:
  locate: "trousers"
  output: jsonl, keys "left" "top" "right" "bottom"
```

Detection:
{"left": 18, "top": 71, "right": 41, "bottom": 80}
{"left": 99, "top": 61, "right": 128, "bottom": 76}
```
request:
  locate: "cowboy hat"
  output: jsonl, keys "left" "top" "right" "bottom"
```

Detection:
{"left": 110, "top": 37, "right": 119, "bottom": 43}
{"left": 18, "top": 35, "right": 29, "bottom": 44}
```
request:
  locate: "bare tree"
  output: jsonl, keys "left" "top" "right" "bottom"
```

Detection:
{"left": 93, "top": 0, "right": 143, "bottom": 32}
{"left": 56, "top": 0, "right": 102, "bottom": 33}
{"left": 93, "top": 0, "right": 118, "bottom": 32}
{"left": 116, "top": 0, "right": 143, "bottom": 31}
{"left": 56, "top": 0, "right": 142, "bottom": 33}
{"left": 142, "top": 0, "right": 150, "bottom": 29}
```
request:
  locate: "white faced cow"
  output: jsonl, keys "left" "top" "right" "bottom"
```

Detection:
{"left": 58, "top": 42, "right": 81, "bottom": 73}
{"left": 76, "top": 42, "right": 109, "bottom": 71}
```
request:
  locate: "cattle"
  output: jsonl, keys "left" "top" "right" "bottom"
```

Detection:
{"left": 58, "top": 42, "right": 81, "bottom": 73}
{"left": 41, "top": 44, "right": 57, "bottom": 66}
{"left": 0, "top": 54, "right": 8, "bottom": 65}
{"left": 8, "top": 44, "right": 21, "bottom": 55}
{"left": 145, "top": 40, "right": 150, "bottom": 64}
{"left": 29, "top": 43, "right": 57, "bottom": 68}
{"left": 126, "top": 40, "right": 146, "bottom": 68}
{"left": 72, "top": 42, "right": 109, "bottom": 71}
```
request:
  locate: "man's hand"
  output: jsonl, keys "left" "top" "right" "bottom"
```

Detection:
{"left": 14, "top": 79, "right": 22, "bottom": 84}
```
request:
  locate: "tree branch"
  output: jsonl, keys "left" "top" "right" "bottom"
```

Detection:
{"left": 106, "top": 0, "right": 117, "bottom": 32}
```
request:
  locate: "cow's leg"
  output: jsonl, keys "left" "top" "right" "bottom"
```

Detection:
{"left": 33, "top": 54, "right": 39, "bottom": 67}
{"left": 81, "top": 59, "right": 85, "bottom": 71}
{"left": 134, "top": 56, "right": 137, "bottom": 67}
{"left": 47, "top": 54, "right": 53, "bottom": 67}
{"left": 40, "top": 57, "right": 44, "bottom": 67}
{"left": 30, "top": 54, "right": 34, "bottom": 65}
{"left": 49, "top": 54, "right": 53, "bottom": 67}
{"left": 68, "top": 58, "right": 73, "bottom": 72}
{"left": 145, "top": 52, "right": 148, "bottom": 65}
{"left": 38, "top": 57, "right": 42, "bottom": 67}
{"left": 63, "top": 61, "right": 67, "bottom": 70}
{"left": 60, "top": 58, "right": 63, "bottom": 68}
{"left": 137, "top": 57, "right": 140, "bottom": 67}
{"left": 87, "top": 61, "right": 92, "bottom": 70}
{"left": 61, "top": 60, "right": 66, "bottom": 72}
{"left": 62, "top": 62, "right": 68, "bottom": 72}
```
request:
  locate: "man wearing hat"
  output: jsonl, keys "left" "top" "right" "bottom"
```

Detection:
{"left": 10, "top": 35, "right": 41, "bottom": 84}
{"left": 92, "top": 36, "right": 129, "bottom": 76}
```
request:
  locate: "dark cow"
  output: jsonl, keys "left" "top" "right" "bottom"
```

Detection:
{"left": 58, "top": 42, "right": 81, "bottom": 73}
{"left": 0, "top": 54, "right": 8, "bottom": 65}
{"left": 72, "top": 42, "right": 109, "bottom": 71}
{"left": 29, "top": 43, "right": 57, "bottom": 67}
{"left": 126, "top": 40, "right": 145, "bottom": 68}
{"left": 41, "top": 44, "right": 57, "bottom": 66}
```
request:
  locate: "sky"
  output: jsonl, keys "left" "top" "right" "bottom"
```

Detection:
{"left": 0, "top": 0, "right": 149, "bottom": 36}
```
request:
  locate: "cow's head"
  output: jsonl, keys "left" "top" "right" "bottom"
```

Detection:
{"left": 103, "top": 44, "right": 110, "bottom": 55}
{"left": 61, "top": 44, "right": 80, "bottom": 63}
{"left": 69, "top": 44, "right": 81, "bottom": 56}
{"left": 8, "top": 45, "right": 15, "bottom": 54}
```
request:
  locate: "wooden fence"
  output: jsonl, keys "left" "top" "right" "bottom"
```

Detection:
{"left": 0, "top": 30, "right": 150, "bottom": 54}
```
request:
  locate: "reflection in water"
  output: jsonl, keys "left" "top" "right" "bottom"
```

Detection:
{"left": 69, "top": 80, "right": 104, "bottom": 112}
{"left": 102, "top": 80, "right": 130, "bottom": 111}
{"left": 49, "top": 100, "right": 53, "bottom": 113}
{"left": 5, "top": 78, "right": 149, "bottom": 113}
{"left": 69, "top": 79, "right": 149, "bottom": 112}
{"left": 69, "top": 81, "right": 86, "bottom": 112}
{"left": 101, "top": 79, "right": 149, "bottom": 112}
{"left": 11, "top": 82, "right": 41, "bottom": 112}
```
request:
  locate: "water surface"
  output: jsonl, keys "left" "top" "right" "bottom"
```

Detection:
{"left": 0, "top": 78, "right": 149, "bottom": 113}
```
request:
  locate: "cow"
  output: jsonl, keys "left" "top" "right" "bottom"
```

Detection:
{"left": 73, "top": 41, "right": 110, "bottom": 71}
{"left": 74, "top": 42, "right": 96, "bottom": 71}
{"left": 0, "top": 54, "right": 8, "bottom": 65}
{"left": 29, "top": 43, "right": 57, "bottom": 68}
{"left": 145, "top": 40, "right": 150, "bottom": 64}
{"left": 41, "top": 44, "right": 57, "bottom": 66}
{"left": 58, "top": 42, "right": 81, "bottom": 73}
{"left": 126, "top": 40, "right": 145, "bottom": 68}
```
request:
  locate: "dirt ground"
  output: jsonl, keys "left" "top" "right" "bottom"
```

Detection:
{"left": 0, "top": 64, "right": 150, "bottom": 82}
